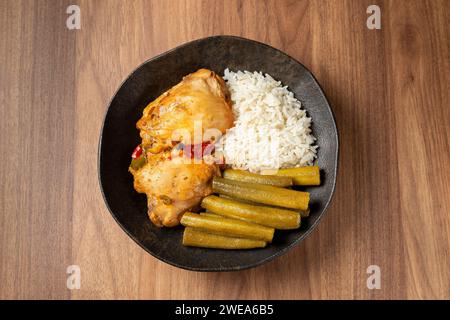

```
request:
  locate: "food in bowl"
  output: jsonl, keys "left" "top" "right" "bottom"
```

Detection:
{"left": 129, "top": 68, "right": 320, "bottom": 249}
{"left": 222, "top": 69, "right": 317, "bottom": 172}
{"left": 129, "top": 69, "right": 234, "bottom": 227}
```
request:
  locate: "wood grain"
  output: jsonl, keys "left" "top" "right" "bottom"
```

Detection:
{"left": 0, "top": 0, "right": 449, "bottom": 299}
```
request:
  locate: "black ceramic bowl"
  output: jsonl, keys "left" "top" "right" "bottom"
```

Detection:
{"left": 99, "top": 35, "right": 338, "bottom": 271}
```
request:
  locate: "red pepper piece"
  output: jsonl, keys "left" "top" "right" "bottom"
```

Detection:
{"left": 131, "top": 145, "right": 143, "bottom": 159}
{"left": 189, "top": 141, "right": 214, "bottom": 159}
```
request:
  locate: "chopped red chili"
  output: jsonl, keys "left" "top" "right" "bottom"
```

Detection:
{"left": 189, "top": 141, "right": 213, "bottom": 159}
{"left": 131, "top": 145, "right": 143, "bottom": 159}
{"left": 168, "top": 141, "right": 214, "bottom": 160}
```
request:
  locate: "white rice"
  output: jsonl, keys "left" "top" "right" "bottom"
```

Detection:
{"left": 221, "top": 68, "right": 317, "bottom": 173}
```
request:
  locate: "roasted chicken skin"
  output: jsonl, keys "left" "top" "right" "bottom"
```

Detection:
{"left": 137, "top": 68, "right": 234, "bottom": 153}
{"left": 131, "top": 152, "right": 220, "bottom": 227}
{"left": 130, "top": 69, "right": 234, "bottom": 227}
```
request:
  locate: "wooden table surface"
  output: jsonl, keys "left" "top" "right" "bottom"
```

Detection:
{"left": 0, "top": 0, "right": 449, "bottom": 300}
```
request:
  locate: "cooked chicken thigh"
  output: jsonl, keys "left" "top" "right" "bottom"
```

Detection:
{"left": 131, "top": 152, "right": 220, "bottom": 227}
{"left": 137, "top": 68, "right": 234, "bottom": 153}
{"left": 130, "top": 69, "right": 234, "bottom": 227}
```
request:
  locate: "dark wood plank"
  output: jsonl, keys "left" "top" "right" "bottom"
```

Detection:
{"left": 0, "top": 0, "right": 76, "bottom": 299}
{"left": 387, "top": 0, "right": 450, "bottom": 299}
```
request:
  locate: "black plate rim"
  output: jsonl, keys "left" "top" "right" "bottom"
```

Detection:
{"left": 98, "top": 35, "right": 339, "bottom": 272}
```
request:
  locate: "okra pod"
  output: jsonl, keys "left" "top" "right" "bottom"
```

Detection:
{"left": 182, "top": 227, "right": 267, "bottom": 249}
{"left": 180, "top": 212, "right": 274, "bottom": 242}
{"left": 219, "top": 194, "right": 310, "bottom": 218}
{"left": 275, "top": 166, "right": 321, "bottom": 186}
{"left": 212, "top": 177, "right": 309, "bottom": 211}
{"left": 200, "top": 212, "right": 222, "bottom": 218}
{"left": 223, "top": 169, "right": 293, "bottom": 187}
{"left": 202, "top": 195, "right": 300, "bottom": 229}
